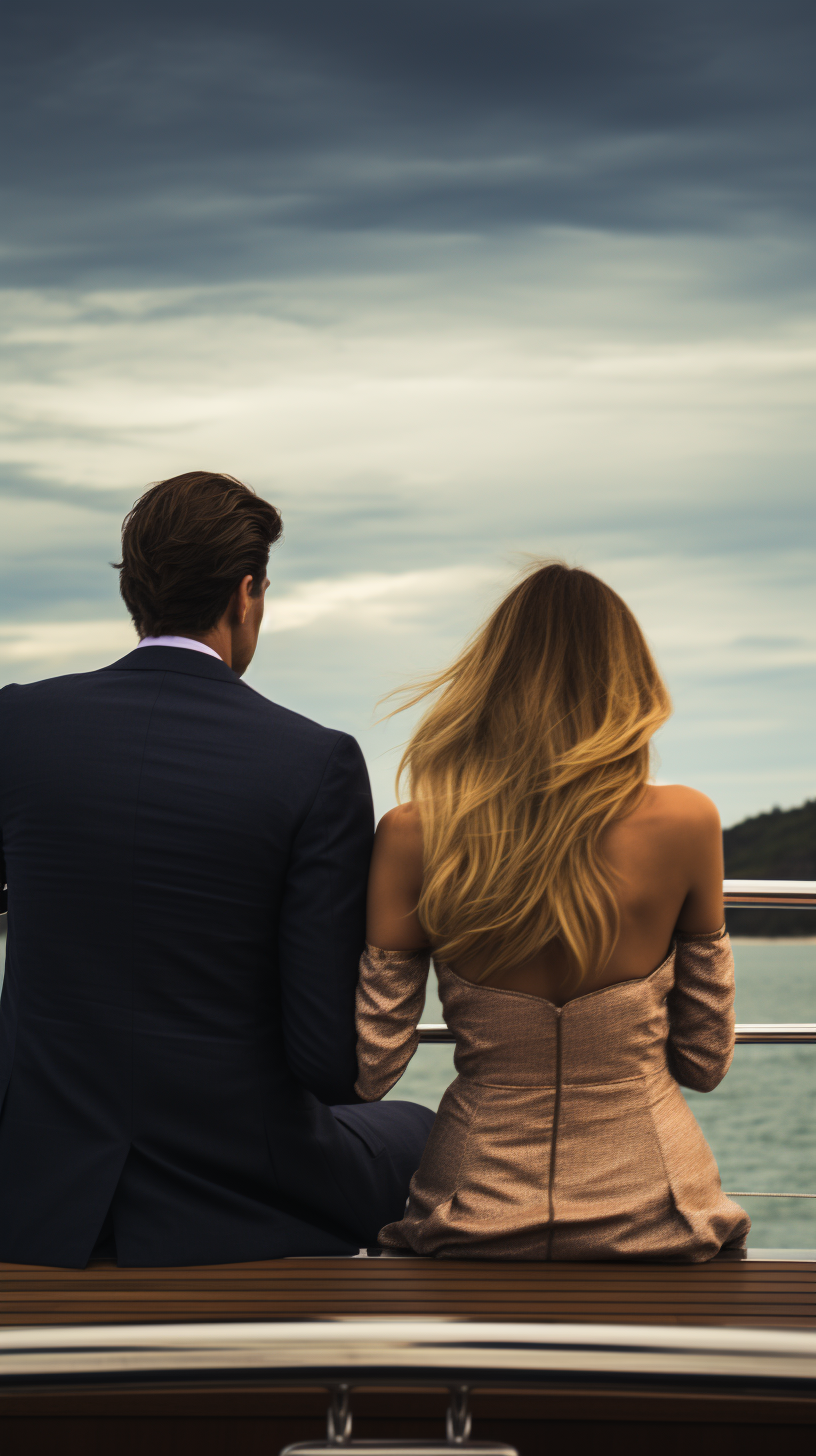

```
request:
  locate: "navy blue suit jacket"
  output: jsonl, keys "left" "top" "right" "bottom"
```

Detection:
{"left": 0, "top": 646, "right": 375, "bottom": 1266}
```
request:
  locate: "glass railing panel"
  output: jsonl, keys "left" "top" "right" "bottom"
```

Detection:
{"left": 695, "top": 934, "right": 815, "bottom": 1248}
{"left": 732, "top": 936, "right": 814, "bottom": 1021}
{"left": 684, "top": 1046, "right": 816, "bottom": 1248}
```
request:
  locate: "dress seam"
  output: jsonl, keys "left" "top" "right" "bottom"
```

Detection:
{"left": 545, "top": 1010, "right": 562, "bottom": 1261}
{"left": 457, "top": 1071, "right": 658, "bottom": 1090}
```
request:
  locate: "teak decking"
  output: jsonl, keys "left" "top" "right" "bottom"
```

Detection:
{"left": 1, "top": 1252, "right": 814, "bottom": 1329}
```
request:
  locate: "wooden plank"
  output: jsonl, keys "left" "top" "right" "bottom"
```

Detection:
{"left": 1, "top": 1298, "right": 811, "bottom": 1313}
{"left": 5, "top": 1273, "right": 807, "bottom": 1286}
{"left": 3, "top": 1263, "right": 811, "bottom": 1280}
{"left": 2, "top": 1258, "right": 813, "bottom": 1282}
{"left": 6, "top": 1292, "right": 810, "bottom": 1316}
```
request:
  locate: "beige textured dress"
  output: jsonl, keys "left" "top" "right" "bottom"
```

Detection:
{"left": 354, "top": 928, "right": 750, "bottom": 1260}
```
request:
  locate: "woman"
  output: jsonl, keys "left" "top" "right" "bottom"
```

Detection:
{"left": 355, "top": 562, "right": 749, "bottom": 1261}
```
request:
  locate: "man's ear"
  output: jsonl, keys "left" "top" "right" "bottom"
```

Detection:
{"left": 233, "top": 574, "right": 255, "bottom": 626}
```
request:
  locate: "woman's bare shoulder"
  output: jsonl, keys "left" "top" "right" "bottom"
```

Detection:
{"left": 617, "top": 785, "right": 722, "bottom": 870}
{"left": 374, "top": 802, "right": 424, "bottom": 863}
{"left": 377, "top": 801, "right": 423, "bottom": 837}
{"left": 640, "top": 783, "right": 721, "bottom": 829}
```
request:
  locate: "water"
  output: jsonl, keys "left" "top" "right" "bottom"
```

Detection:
{"left": 1, "top": 931, "right": 814, "bottom": 1248}
{"left": 385, "top": 939, "right": 816, "bottom": 1250}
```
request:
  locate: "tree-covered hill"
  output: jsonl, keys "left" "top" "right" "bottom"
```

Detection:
{"left": 723, "top": 798, "right": 816, "bottom": 937}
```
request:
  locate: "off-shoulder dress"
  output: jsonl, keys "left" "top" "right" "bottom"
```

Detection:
{"left": 354, "top": 928, "right": 750, "bottom": 1260}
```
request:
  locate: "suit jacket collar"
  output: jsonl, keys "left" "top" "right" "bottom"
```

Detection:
{"left": 104, "top": 645, "right": 243, "bottom": 685}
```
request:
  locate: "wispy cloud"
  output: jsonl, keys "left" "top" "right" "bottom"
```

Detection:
{"left": 0, "top": 620, "right": 136, "bottom": 664}
{"left": 0, "top": 566, "right": 501, "bottom": 664}
{"left": 263, "top": 565, "right": 503, "bottom": 633}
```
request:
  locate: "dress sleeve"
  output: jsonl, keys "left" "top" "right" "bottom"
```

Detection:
{"left": 666, "top": 925, "right": 736, "bottom": 1093}
{"left": 354, "top": 944, "right": 431, "bottom": 1101}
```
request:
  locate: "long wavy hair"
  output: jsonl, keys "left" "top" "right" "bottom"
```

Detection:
{"left": 392, "top": 561, "right": 672, "bottom": 984}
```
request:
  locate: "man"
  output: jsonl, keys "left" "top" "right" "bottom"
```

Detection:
{"left": 0, "top": 472, "right": 433, "bottom": 1267}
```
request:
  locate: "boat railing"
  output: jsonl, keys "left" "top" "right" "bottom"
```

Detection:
{"left": 1, "top": 1317, "right": 814, "bottom": 1393}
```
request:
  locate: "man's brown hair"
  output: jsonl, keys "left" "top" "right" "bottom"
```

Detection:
{"left": 116, "top": 472, "right": 283, "bottom": 637}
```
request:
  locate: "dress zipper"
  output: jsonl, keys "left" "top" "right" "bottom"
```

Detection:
{"left": 545, "top": 1007, "right": 563, "bottom": 1261}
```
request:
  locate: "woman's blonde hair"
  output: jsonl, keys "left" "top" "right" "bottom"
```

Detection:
{"left": 392, "top": 561, "right": 672, "bottom": 984}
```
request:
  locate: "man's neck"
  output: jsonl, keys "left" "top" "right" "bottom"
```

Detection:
{"left": 181, "top": 627, "right": 233, "bottom": 667}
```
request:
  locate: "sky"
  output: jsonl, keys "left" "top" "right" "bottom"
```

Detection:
{"left": 1, "top": 1, "right": 814, "bottom": 825}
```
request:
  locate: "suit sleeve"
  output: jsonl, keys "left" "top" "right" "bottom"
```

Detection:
{"left": 0, "top": 688, "right": 7, "bottom": 916}
{"left": 277, "top": 732, "right": 374, "bottom": 1104}
{"left": 666, "top": 927, "right": 736, "bottom": 1093}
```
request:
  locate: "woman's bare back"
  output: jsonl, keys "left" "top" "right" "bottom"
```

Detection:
{"left": 366, "top": 785, "right": 725, "bottom": 1006}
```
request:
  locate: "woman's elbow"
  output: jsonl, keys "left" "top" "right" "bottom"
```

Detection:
{"left": 354, "top": 1079, "right": 385, "bottom": 1103}
{"left": 671, "top": 1049, "right": 733, "bottom": 1094}
{"left": 354, "top": 1070, "right": 399, "bottom": 1102}
{"left": 683, "top": 1068, "right": 727, "bottom": 1094}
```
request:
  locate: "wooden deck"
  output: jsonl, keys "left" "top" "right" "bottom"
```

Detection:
{"left": 1, "top": 1252, "right": 814, "bottom": 1329}
{"left": 1, "top": 1255, "right": 814, "bottom": 1452}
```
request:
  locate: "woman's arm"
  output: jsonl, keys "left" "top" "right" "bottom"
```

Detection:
{"left": 673, "top": 790, "right": 725, "bottom": 935}
{"left": 667, "top": 794, "right": 735, "bottom": 1092}
{"left": 666, "top": 928, "right": 736, "bottom": 1091}
{"left": 365, "top": 804, "right": 429, "bottom": 950}
{"left": 354, "top": 944, "right": 431, "bottom": 1101}
{"left": 354, "top": 805, "right": 431, "bottom": 1101}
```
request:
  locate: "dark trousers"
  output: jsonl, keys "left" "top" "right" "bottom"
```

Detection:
{"left": 92, "top": 1098, "right": 435, "bottom": 1263}
{"left": 331, "top": 1098, "right": 436, "bottom": 1246}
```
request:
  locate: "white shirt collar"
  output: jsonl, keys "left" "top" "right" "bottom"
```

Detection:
{"left": 136, "top": 635, "right": 222, "bottom": 662}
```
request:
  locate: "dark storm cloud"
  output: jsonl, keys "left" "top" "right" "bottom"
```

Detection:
{"left": 3, "top": 1, "right": 814, "bottom": 286}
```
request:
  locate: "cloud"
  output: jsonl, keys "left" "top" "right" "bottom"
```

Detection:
{"left": 0, "top": 619, "right": 135, "bottom": 664}
{"left": 3, "top": 261, "right": 814, "bottom": 522}
{"left": 0, "top": 565, "right": 500, "bottom": 666}
{"left": 3, "top": 3, "right": 815, "bottom": 287}
{"left": 263, "top": 565, "right": 504, "bottom": 633}
{"left": 1, "top": 2, "right": 814, "bottom": 826}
